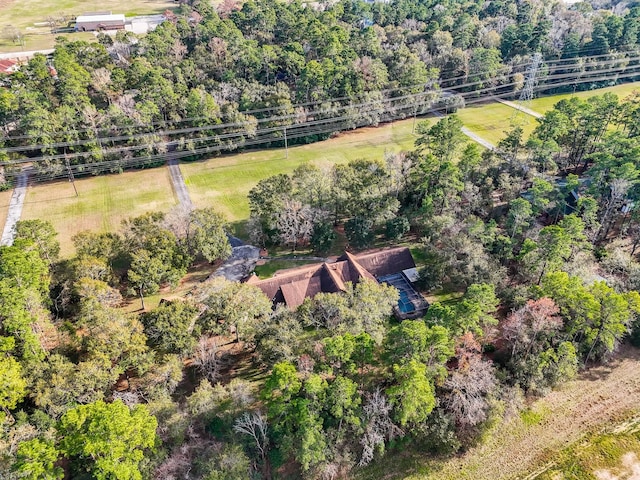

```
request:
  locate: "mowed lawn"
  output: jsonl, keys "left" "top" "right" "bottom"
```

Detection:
{"left": 528, "top": 81, "right": 640, "bottom": 114}
{"left": 21, "top": 168, "right": 177, "bottom": 257}
{"left": 455, "top": 102, "right": 538, "bottom": 146}
{"left": 180, "top": 117, "right": 428, "bottom": 222}
{"left": 0, "top": 189, "right": 14, "bottom": 233}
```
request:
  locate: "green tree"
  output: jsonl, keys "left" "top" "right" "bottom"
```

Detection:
{"left": 185, "top": 208, "right": 231, "bottom": 262}
{"left": 416, "top": 115, "right": 465, "bottom": 162}
{"left": 507, "top": 198, "right": 533, "bottom": 239}
{"left": 0, "top": 355, "right": 27, "bottom": 410}
{"left": 140, "top": 301, "right": 200, "bottom": 355}
{"left": 58, "top": 400, "right": 158, "bottom": 480}
{"left": 327, "top": 375, "right": 361, "bottom": 429}
{"left": 384, "top": 322, "right": 454, "bottom": 379}
{"left": 14, "top": 219, "right": 60, "bottom": 265}
{"left": 14, "top": 438, "right": 63, "bottom": 480}
{"left": 310, "top": 222, "right": 336, "bottom": 254}
{"left": 263, "top": 361, "right": 302, "bottom": 420}
{"left": 386, "top": 359, "right": 436, "bottom": 427}
{"left": 345, "top": 216, "right": 374, "bottom": 249}
{"left": 454, "top": 283, "right": 499, "bottom": 337}
{"left": 127, "top": 249, "right": 171, "bottom": 310}
{"left": 195, "top": 277, "right": 272, "bottom": 344}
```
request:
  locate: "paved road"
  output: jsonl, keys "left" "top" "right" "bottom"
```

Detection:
{"left": 1, "top": 171, "right": 28, "bottom": 246}
{"left": 0, "top": 49, "right": 54, "bottom": 60}
{"left": 167, "top": 159, "right": 193, "bottom": 209}
{"left": 210, "top": 245, "right": 261, "bottom": 282}
{"left": 496, "top": 98, "right": 543, "bottom": 119}
{"left": 431, "top": 110, "right": 497, "bottom": 150}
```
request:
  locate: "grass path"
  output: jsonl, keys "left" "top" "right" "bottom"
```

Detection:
{"left": 362, "top": 346, "right": 640, "bottom": 480}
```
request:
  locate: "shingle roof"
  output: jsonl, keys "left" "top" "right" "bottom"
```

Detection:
{"left": 249, "top": 247, "right": 417, "bottom": 308}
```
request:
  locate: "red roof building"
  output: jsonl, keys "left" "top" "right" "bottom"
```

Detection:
{"left": 0, "top": 59, "right": 19, "bottom": 75}
{"left": 247, "top": 247, "right": 428, "bottom": 318}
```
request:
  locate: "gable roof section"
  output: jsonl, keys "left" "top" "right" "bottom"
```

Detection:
{"left": 348, "top": 247, "right": 416, "bottom": 277}
{"left": 251, "top": 263, "right": 324, "bottom": 301}
{"left": 343, "top": 251, "right": 377, "bottom": 282}
{"left": 249, "top": 247, "right": 416, "bottom": 308}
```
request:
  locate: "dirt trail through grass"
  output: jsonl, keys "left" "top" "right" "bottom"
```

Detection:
{"left": 382, "top": 346, "right": 640, "bottom": 480}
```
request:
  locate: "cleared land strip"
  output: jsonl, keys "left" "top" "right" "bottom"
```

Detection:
{"left": 399, "top": 346, "right": 640, "bottom": 480}
{"left": 496, "top": 98, "right": 544, "bottom": 119}
{"left": 1, "top": 169, "right": 27, "bottom": 245}
{"left": 431, "top": 110, "right": 496, "bottom": 150}
{"left": 167, "top": 159, "right": 192, "bottom": 208}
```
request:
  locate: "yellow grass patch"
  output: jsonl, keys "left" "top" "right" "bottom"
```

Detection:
{"left": 21, "top": 167, "right": 177, "bottom": 257}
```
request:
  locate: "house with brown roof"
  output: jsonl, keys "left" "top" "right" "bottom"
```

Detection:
{"left": 246, "top": 247, "right": 429, "bottom": 319}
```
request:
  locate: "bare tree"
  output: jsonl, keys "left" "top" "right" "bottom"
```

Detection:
{"left": 276, "top": 199, "right": 326, "bottom": 251}
{"left": 112, "top": 391, "right": 140, "bottom": 407}
{"left": 442, "top": 355, "right": 496, "bottom": 428}
{"left": 233, "top": 412, "right": 269, "bottom": 463}
{"left": 192, "top": 336, "right": 223, "bottom": 382}
{"left": 358, "top": 389, "right": 403, "bottom": 467}
{"left": 598, "top": 179, "right": 630, "bottom": 241}
{"left": 2, "top": 25, "right": 24, "bottom": 46}
{"left": 503, "top": 298, "right": 562, "bottom": 362}
{"left": 227, "top": 379, "right": 254, "bottom": 410}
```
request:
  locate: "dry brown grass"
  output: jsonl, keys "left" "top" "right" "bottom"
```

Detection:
{"left": 0, "top": 189, "right": 14, "bottom": 233}
{"left": 426, "top": 347, "right": 640, "bottom": 480}
{"left": 20, "top": 168, "right": 177, "bottom": 257}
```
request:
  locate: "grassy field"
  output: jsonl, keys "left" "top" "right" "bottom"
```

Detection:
{"left": 0, "top": 0, "right": 176, "bottom": 53}
{"left": 538, "top": 427, "right": 640, "bottom": 479}
{"left": 181, "top": 117, "right": 428, "bottom": 222}
{"left": 20, "top": 168, "right": 177, "bottom": 257}
{"left": 13, "top": 82, "right": 640, "bottom": 257}
{"left": 0, "top": 189, "right": 14, "bottom": 234}
{"left": 456, "top": 102, "right": 538, "bottom": 145}
{"left": 526, "top": 81, "right": 640, "bottom": 114}
{"left": 0, "top": 0, "right": 176, "bottom": 28}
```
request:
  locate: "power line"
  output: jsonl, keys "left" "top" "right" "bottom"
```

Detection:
{"left": 5, "top": 62, "right": 640, "bottom": 181}
{"left": 25, "top": 69, "right": 640, "bottom": 184}
{"left": 2, "top": 47, "right": 638, "bottom": 143}
{"left": 4, "top": 52, "right": 639, "bottom": 156}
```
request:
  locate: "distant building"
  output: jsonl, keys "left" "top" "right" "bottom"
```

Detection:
{"left": 75, "top": 13, "right": 126, "bottom": 32}
{"left": 0, "top": 59, "right": 19, "bottom": 75}
{"left": 246, "top": 247, "right": 429, "bottom": 319}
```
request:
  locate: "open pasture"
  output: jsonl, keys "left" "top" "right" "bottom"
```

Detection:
{"left": 20, "top": 167, "right": 177, "bottom": 257}
{"left": 180, "top": 117, "right": 428, "bottom": 222}
{"left": 455, "top": 101, "right": 538, "bottom": 146}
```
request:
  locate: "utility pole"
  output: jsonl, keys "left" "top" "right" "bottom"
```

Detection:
{"left": 512, "top": 52, "right": 543, "bottom": 123}
{"left": 412, "top": 104, "right": 418, "bottom": 133}
{"left": 284, "top": 125, "right": 288, "bottom": 159}
{"left": 65, "top": 156, "right": 78, "bottom": 197}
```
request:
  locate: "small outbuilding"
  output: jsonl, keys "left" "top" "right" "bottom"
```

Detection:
{"left": 75, "top": 13, "right": 126, "bottom": 32}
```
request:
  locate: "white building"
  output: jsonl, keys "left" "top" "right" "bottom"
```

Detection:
{"left": 75, "top": 13, "right": 126, "bottom": 32}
